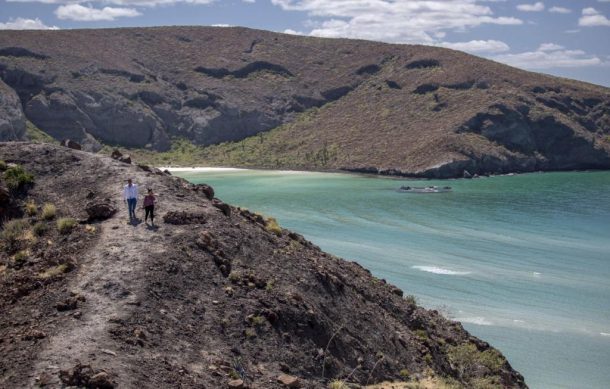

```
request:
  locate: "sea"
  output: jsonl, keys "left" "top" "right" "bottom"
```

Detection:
{"left": 172, "top": 168, "right": 610, "bottom": 389}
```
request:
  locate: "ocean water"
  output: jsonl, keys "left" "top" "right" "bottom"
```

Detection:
{"left": 174, "top": 169, "right": 610, "bottom": 389}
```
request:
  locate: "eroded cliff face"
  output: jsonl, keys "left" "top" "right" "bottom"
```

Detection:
{"left": 0, "top": 79, "right": 26, "bottom": 141}
{"left": 0, "top": 143, "right": 527, "bottom": 388}
{"left": 0, "top": 27, "right": 608, "bottom": 177}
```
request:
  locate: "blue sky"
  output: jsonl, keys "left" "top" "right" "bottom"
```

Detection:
{"left": 1, "top": 0, "right": 610, "bottom": 87}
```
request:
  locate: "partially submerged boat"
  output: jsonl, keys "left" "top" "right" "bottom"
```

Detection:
{"left": 398, "top": 185, "right": 452, "bottom": 193}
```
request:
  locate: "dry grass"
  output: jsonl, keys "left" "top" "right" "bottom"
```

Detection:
{"left": 41, "top": 203, "right": 56, "bottom": 220}
{"left": 57, "top": 218, "right": 77, "bottom": 234}
{"left": 39, "top": 264, "right": 68, "bottom": 279}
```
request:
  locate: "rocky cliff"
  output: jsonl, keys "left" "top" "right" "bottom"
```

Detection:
{"left": 0, "top": 26, "right": 608, "bottom": 177}
{"left": 0, "top": 143, "right": 527, "bottom": 388}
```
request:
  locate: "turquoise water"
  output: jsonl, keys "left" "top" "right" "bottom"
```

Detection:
{"left": 175, "top": 169, "right": 610, "bottom": 389}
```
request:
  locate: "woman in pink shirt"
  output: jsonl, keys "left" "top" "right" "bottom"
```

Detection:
{"left": 143, "top": 188, "right": 156, "bottom": 226}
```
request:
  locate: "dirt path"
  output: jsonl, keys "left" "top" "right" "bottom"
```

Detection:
{"left": 29, "top": 161, "right": 181, "bottom": 387}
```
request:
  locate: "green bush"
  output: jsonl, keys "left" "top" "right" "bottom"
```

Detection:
{"left": 448, "top": 343, "right": 504, "bottom": 376}
{"left": 328, "top": 380, "right": 349, "bottom": 389}
{"left": 0, "top": 160, "right": 6, "bottom": 171}
{"left": 41, "top": 203, "right": 56, "bottom": 220}
{"left": 0, "top": 219, "right": 29, "bottom": 251}
{"left": 3, "top": 165, "right": 34, "bottom": 191}
{"left": 57, "top": 218, "right": 77, "bottom": 234}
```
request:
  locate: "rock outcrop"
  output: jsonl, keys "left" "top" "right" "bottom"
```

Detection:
{"left": 0, "top": 143, "right": 528, "bottom": 388}
{"left": 0, "top": 27, "right": 608, "bottom": 177}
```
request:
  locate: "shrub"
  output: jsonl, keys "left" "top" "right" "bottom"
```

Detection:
{"left": 24, "top": 201, "right": 37, "bottom": 216}
{"left": 3, "top": 165, "right": 34, "bottom": 191}
{"left": 399, "top": 369, "right": 410, "bottom": 379}
{"left": 41, "top": 203, "right": 56, "bottom": 220}
{"left": 0, "top": 219, "right": 29, "bottom": 251}
{"left": 57, "top": 218, "right": 77, "bottom": 234}
{"left": 32, "top": 222, "right": 48, "bottom": 236}
{"left": 39, "top": 264, "right": 68, "bottom": 279}
{"left": 228, "top": 271, "right": 241, "bottom": 283}
{"left": 447, "top": 343, "right": 504, "bottom": 376}
{"left": 13, "top": 250, "right": 29, "bottom": 265}
{"left": 265, "top": 217, "right": 282, "bottom": 236}
{"left": 404, "top": 295, "right": 417, "bottom": 305}
{"left": 0, "top": 160, "right": 6, "bottom": 171}
{"left": 328, "top": 380, "right": 349, "bottom": 389}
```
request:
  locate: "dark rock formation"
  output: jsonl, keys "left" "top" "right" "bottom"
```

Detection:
{"left": 61, "top": 139, "right": 82, "bottom": 150}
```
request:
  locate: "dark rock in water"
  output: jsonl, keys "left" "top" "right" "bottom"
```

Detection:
{"left": 463, "top": 170, "right": 472, "bottom": 179}
{"left": 85, "top": 202, "right": 117, "bottom": 221}
{"left": 61, "top": 139, "right": 82, "bottom": 150}
{"left": 212, "top": 198, "right": 231, "bottom": 217}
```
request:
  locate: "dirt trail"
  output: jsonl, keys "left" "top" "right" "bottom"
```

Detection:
{"left": 32, "top": 215, "right": 165, "bottom": 386}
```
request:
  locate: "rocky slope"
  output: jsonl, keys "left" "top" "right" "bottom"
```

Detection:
{"left": 0, "top": 142, "right": 526, "bottom": 388}
{"left": 0, "top": 26, "right": 608, "bottom": 177}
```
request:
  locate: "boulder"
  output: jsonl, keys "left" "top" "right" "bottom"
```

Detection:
{"left": 212, "top": 198, "right": 231, "bottom": 217}
{"left": 61, "top": 139, "right": 82, "bottom": 150}
{"left": 194, "top": 183, "right": 214, "bottom": 200}
{"left": 277, "top": 374, "right": 300, "bottom": 388}
{"left": 110, "top": 149, "right": 132, "bottom": 164}
{"left": 227, "top": 379, "right": 244, "bottom": 388}
{"left": 85, "top": 202, "right": 117, "bottom": 221}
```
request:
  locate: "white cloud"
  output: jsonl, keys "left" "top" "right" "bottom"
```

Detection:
{"left": 493, "top": 46, "right": 603, "bottom": 69}
{"left": 283, "top": 29, "right": 304, "bottom": 35}
{"left": 211, "top": 23, "right": 231, "bottom": 27}
{"left": 516, "top": 2, "right": 545, "bottom": 12}
{"left": 0, "top": 17, "right": 59, "bottom": 29}
{"left": 579, "top": 7, "right": 610, "bottom": 26}
{"left": 242, "top": 0, "right": 255, "bottom": 3}
{"left": 549, "top": 6, "right": 571, "bottom": 14}
{"left": 538, "top": 42, "right": 563, "bottom": 51}
{"left": 439, "top": 39, "right": 510, "bottom": 53}
{"left": 55, "top": 4, "right": 141, "bottom": 21}
{"left": 271, "top": 0, "right": 522, "bottom": 44}
{"left": 8, "top": 0, "right": 215, "bottom": 6}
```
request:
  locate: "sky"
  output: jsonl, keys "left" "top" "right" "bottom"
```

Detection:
{"left": 1, "top": 0, "right": 610, "bottom": 87}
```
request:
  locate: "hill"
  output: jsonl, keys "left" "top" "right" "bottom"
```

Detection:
{"left": 0, "top": 26, "right": 608, "bottom": 177}
{"left": 0, "top": 142, "right": 527, "bottom": 388}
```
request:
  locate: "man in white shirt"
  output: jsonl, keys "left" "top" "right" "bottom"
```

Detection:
{"left": 123, "top": 178, "right": 139, "bottom": 221}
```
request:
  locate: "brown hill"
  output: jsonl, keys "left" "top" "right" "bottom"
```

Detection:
{"left": 0, "top": 26, "right": 608, "bottom": 177}
{"left": 0, "top": 142, "right": 527, "bottom": 388}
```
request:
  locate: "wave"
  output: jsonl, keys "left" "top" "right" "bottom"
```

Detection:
{"left": 412, "top": 265, "right": 471, "bottom": 275}
{"left": 454, "top": 316, "right": 493, "bottom": 326}
{"left": 601, "top": 332, "right": 610, "bottom": 337}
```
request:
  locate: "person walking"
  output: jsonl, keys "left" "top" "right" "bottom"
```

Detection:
{"left": 143, "top": 188, "right": 156, "bottom": 226}
{"left": 123, "top": 178, "right": 139, "bottom": 221}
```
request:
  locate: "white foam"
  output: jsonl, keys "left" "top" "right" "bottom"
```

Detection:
{"left": 532, "top": 272, "right": 542, "bottom": 278}
{"left": 454, "top": 316, "right": 493, "bottom": 326}
{"left": 412, "top": 265, "right": 471, "bottom": 275}
{"left": 601, "top": 332, "right": 610, "bottom": 337}
{"left": 158, "top": 167, "right": 247, "bottom": 172}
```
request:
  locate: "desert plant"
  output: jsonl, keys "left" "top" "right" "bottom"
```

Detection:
{"left": 24, "top": 201, "right": 37, "bottom": 216}
{"left": 39, "top": 264, "right": 68, "bottom": 279}
{"left": 0, "top": 160, "right": 6, "bottom": 171}
{"left": 57, "top": 218, "right": 77, "bottom": 234}
{"left": 447, "top": 343, "right": 504, "bottom": 377}
{"left": 3, "top": 165, "right": 34, "bottom": 191}
{"left": 13, "top": 249, "right": 29, "bottom": 265}
{"left": 328, "top": 380, "right": 349, "bottom": 389}
{"left": 265, "top": 217, "right": 282, "bottom": 236}
{"left": 404, "top": 295, "right": 417, "bottom": 305}
{"left": 0, "top": 219, "right": 29, "bottom": 252}
{"left": 399, "top": 369, "right": 410, "bottom": 379}
{"left": 32, "top": 222, "right": 48, "bottom": 236}
{"left": 41, "top": 203, "right": 56, "bottom": 220}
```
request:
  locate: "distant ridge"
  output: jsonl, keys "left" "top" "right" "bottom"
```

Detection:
{"left": 0, "top": 26, "right": 608, "bottom": 177}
